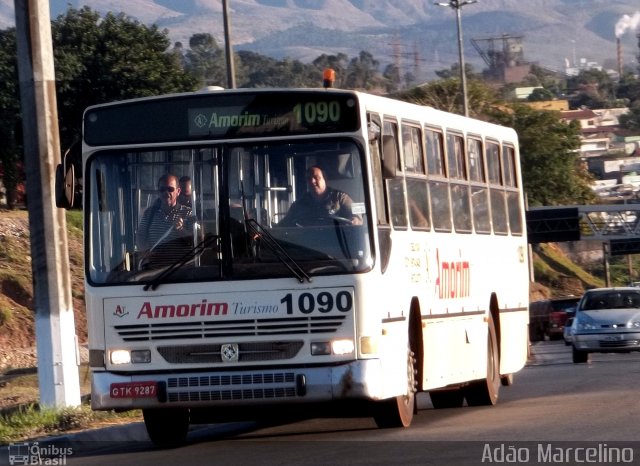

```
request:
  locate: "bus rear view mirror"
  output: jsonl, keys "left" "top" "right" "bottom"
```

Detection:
{"left": 55, "top": 162, "right": 75, "bottom": 209}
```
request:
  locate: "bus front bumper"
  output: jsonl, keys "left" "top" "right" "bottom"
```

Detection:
{"left": 91, "top": 359, "right": 384, "bottom": 410}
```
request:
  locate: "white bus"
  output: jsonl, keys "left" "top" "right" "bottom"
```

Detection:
{"left": 59, "top": 85, "right": 529, "bottom": 445}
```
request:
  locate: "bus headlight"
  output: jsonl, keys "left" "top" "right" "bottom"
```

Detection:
{"left": 331, "top": 339, "right": 355, "bottom": 355}
{"left": 110, "top": 349, "right": 151, "bottom": 364}
{"left": 310, "top": 339, "right": 355, "bottom": 356}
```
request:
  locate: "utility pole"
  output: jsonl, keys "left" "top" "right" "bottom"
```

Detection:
{"left": 222, "top": 0, "right": 236, "bottom": 89}
{"left": 14, "top": 0, "right": 81, "bottom": 407}
{"left": 435, "top": 0, "right": 477, "bottom": 117}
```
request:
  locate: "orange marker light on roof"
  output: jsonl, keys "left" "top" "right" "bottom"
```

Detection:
{"left": 323, "top": 68, "right": 336, "bottom": 88}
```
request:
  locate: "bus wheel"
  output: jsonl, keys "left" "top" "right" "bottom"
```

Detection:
{"left": 572, "top": 346, "right": 589, "bottom": 364}
{"left": 500, "top": 373, "right": 514, "bottom": 386}
{"left": 464, "top": 315, "right": 500, "bottom": 406}
{"left": 373, "top": 347, "right": 416, "bottom": 428}
{"left": 429, "top": 388, "right": 464, "bottom": 409}
{"left": 143, "top": 408, "right": 190, "bottom": 447}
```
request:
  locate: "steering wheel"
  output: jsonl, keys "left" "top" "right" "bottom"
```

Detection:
{"left": 294, "top": 216, "right": 353, "bottom": 227}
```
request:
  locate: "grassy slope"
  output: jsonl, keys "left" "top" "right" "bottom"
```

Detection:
{"left": 0, "top": 210, "right": 86, "bottom": 351}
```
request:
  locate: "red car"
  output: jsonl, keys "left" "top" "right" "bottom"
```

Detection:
{"left": 529, "top": 296, "right": 580, "bottom": 341}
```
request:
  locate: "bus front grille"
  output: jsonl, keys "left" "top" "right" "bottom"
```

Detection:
{"left": 166, "top": 371, "right": 298, "bottom": 402}
{"left": 114, "top": 315, "right": 346, "bottom": 342}
{"left": 157, "top": 341, "right": 304, "bottom": 364}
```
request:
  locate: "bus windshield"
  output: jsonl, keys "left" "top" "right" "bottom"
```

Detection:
{"left": 86, "top": 139, "right": 371, "bottom": 285}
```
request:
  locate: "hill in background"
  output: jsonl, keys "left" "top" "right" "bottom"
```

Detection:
{"left": 1, "top": 1, "right": 639, "bottom": 80}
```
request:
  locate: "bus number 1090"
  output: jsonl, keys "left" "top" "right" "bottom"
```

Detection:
{"left": 293, "top": 101, "right": 341, "bottom": 125}
{"left": 281, "top": 291, "right": 353, "bottom": 314}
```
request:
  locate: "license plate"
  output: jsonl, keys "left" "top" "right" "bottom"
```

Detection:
{"left": 603, "top": 335, "right": 623, "bottom": 341}
{"left": 110, "top": 381, "right": 157, "bottom": 398}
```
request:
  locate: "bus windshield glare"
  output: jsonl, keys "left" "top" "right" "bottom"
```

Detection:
{"left": 87, "top": 139, "right": 372, "bottom": 285}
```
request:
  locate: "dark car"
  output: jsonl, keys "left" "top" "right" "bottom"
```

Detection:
{"left": 529, "top": 296, "right": 580, "bottom": 341}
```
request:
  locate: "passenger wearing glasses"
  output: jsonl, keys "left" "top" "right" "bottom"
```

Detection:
{"left": 136, "top": 173, "right": 195, "bottom": 267}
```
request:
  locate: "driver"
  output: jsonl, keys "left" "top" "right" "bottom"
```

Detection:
{"left": 136, "top": 173, "right": 196, "bottom": 267}
{"left": 278, "top": 166, "right": 362, "bottom": 227}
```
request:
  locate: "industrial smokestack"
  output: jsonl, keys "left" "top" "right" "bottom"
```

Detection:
{"left": 614, "top": 11, "right": 640, "bottom": 77}
{"left": 617, "top": 37, "right": 623, "bottom": 77}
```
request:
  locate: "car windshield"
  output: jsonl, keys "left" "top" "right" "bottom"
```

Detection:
{"left": 581, "top": 291, "right": 640, "bottom": 310}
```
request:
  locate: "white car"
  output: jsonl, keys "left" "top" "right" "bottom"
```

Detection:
{"left": 571, "top": 287, "right": 640, "bottom": 363}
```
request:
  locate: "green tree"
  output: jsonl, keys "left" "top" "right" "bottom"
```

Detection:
{"left": 345, "top": 51, "right": 382, "bottom": 90}
{"left": 183, "top": 33, "right": 226, "bottom": 87}
{"left": 527, "top": 88, "right": 554, "bottom": 102}
{"left": 0, "top": 28, "right": 22, "bottom": 208}
{"left": 434, "top": 62, "right": 477, "bottom": 81}
{"left": 383, "top": 63, "right": 401, "bottom": 93}
{"left": 616, "top": 73, "right": 640, "bottom": 106}
{"left": 236, "top": 51, "right": 320, "bottom": 88}
{"left": 489, "top": 104, "right": 596, "bottom": 206}
{"left": 52, "top": 7, "right": 198, "bottom": 149}
{"left": 567, "top": 69, "right": 616, "bottom": 109}
{"left": 395, "top": 77, "right": 499, "bottom": 117}
{"left": 619, "top": 102, "right": 640, "bottom": 131}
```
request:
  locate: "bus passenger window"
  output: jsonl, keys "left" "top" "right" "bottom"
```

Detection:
{"left": 402, "top": 124, "right": 424, "bottom": 173}
{"left": 447, "top": 133, "right": 471, "bottom": 233}
{"left": 467, "top": 138, "right": 484, "bottom": 183}
{"left": 425, "top": 128, "right": 445, "bottom": 176}
{"left": 384, "top": 120, "right": 407, "bottom": 228}
{"left": 407, "top": 179, "right": 429, "bottom": 229}
{"left": 429, "top": 180, "right": 451, "bottom": 232}
{"left": 368, "top": 120, "right": 389, "bottom": 225}
{"left": 487, "top": 141, "right": 508, "bottom": 234}
{"left": 503, "top": 145, "right": 523, "bottom": 235}
{"left": 468, "top": 138, "right": 490, "bottom": 234}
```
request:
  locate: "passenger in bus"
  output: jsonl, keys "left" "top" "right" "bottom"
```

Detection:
{"left": 136, "top": 173, "right": 195, "bottom": 267}
{"left": 177, "top": 176, "right": 193, "bottom": 207}
{"left": 278, "top": 165, "right": 362, "bottom": 227}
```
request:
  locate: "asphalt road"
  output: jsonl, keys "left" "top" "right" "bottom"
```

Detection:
{"left": 3, "top": 340, "right": 640, "bottom": 466}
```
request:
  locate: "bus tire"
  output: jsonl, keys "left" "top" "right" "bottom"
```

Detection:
{"left": 373, "top": 347, "right": 416, "bottom": 428}
{"left": 429, "top": 389, "right": 464, "bottom": 409}
{"left": 143, "top": 408, "right": 190, "bottom": 447}
{"left": 572, "top": 346, "right": 589, "bottom": 364}
{"left": 464, "top": 315, "right": 500, "bottom": 407}
{"left": 500, "top": 373, "right": 514, "bottom": 386}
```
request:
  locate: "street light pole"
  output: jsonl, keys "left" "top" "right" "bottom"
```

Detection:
{"left": 435, "top": 0, "right": 477, "bottom": 117}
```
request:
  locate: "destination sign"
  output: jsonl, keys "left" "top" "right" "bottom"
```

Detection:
{"left": 84, "top": 90, "right": 360, "bottom": 146}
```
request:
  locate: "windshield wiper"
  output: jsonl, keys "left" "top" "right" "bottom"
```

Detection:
{"left": 143, "top": 234, "right": 220, "bottom": 291}
{"left": 238, "top": 182, "right": 310, "bottom": 283}
{"left": 245, "top": 218, "right": 311, "bottom": 283}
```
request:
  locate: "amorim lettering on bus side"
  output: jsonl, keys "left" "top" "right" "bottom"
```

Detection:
{"left": 435, "top": 248, "right": 470, "bottom": 299}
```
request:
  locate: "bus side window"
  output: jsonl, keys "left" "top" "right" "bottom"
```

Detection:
{"left": 426, "top": 127, "right": 451, "bottom": 232}
{"left": 503, "top": 144, "right": 523, "bottom": 235}
{"left": 468, "top": 137, "right": 491, "bottom": 234}
{"left": 486, "top": 141, "right": 508, "bottom": 234}
{"left": 368, "top": 115, "right": 389, "bottom": 226}
{"left": 384, "top": 120, "right": 407, "bottom": 229}
{"left": 403, "top": 123, "right": 430, "bottom": 230}
{"left": 447, "top": 132, "right": 471, "bottom": 233}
